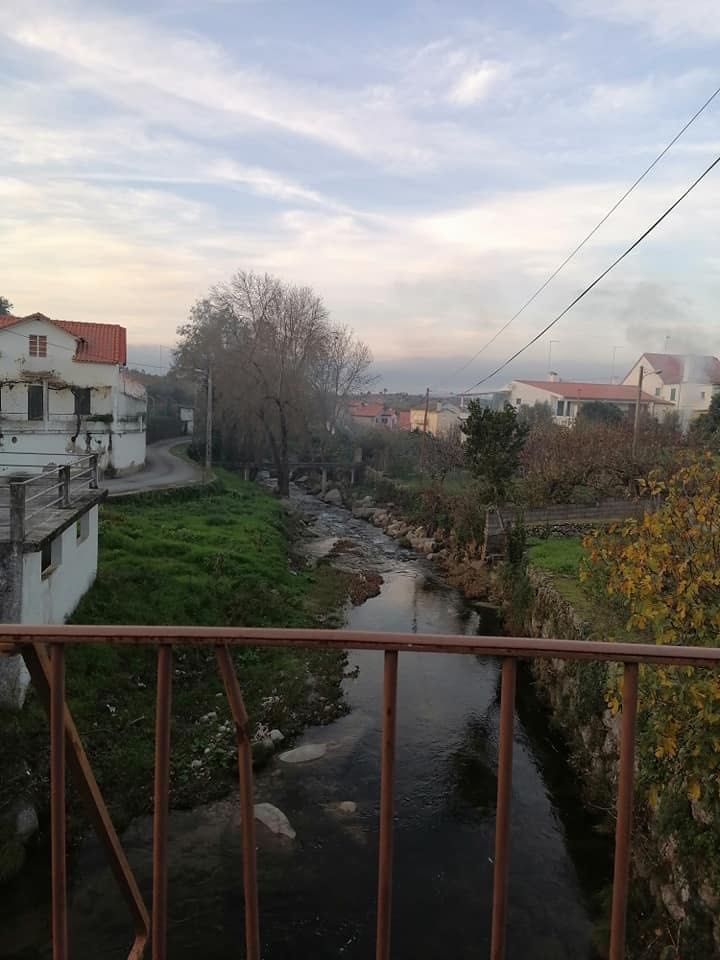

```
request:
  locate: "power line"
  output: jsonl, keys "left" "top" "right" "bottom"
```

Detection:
{"left": 462, "top": 150, "right": 720, "bottom": 393}
{"left": 437, "top": 79, "right": 720, "bottom": 390}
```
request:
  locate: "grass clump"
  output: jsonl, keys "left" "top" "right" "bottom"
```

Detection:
{"left": 527, "top": 536, "right": 583, "bottom": 576}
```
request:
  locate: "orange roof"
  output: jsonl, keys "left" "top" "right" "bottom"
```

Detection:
{"left": 349, "top": 401, "right": 387, "bottom": 418}
{"left": 516, "top": 380, "right": 672, "bottom": 404}
{"left": 0, "top": 313, "right": 127, "bottom": 365}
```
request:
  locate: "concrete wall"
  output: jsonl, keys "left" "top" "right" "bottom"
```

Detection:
{"left": 0, "top": 318, "right": 146, "bottom": 474}
{"left": 20, "top": 506, "right": 99, "bottom": 624}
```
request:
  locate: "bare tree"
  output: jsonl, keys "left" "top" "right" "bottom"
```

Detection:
{"left": 311, "top": 324, "right": 375, "bottom": 442}
{"left": 176, "top": 271, "right": 370, "bottom": 496}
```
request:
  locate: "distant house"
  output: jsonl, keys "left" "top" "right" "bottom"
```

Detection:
{"left": 623, "top": 353, "right": 720, "bottom": 428}
{"left": 0, "top": 312, "right": 146, "bottom": 475}
{"left": 348, "top": 401, "right": 398, "bottom": 430}
{"left": 409, "top": 401, "right": 467, "bottom": 436}
{"left": 397, "top": 410, "right": 412, "bottom": 431}
{"left": 509, "top": 378, "right": 670, "bottom": 425}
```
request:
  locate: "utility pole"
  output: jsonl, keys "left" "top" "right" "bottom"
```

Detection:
{"left": 632, "top": 365, "right": 644, "bottom": 460}
{"left": 422, "top": 386, "right": 430, "bottom": 434}
{"left": 420, "top": 386, "right": 430, "bottom": 466}
{"left": 204, "top": 365, "right": 213, "bottom": 482}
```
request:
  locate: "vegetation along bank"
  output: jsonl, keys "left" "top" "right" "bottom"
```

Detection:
{"left": 1, "top": 471, "right": 360, "bottom": 881}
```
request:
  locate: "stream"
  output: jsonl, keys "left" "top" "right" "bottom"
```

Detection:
{"left": 3, "top": 491, "right": 610, "bottom": 959}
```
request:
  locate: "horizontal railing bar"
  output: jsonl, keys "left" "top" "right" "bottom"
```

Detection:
{"left": 1, "top": 625, "right": 720, "bottom": 666}
{"left": 24, "top": 504, "right": 63, "bottom": 523}
{"left": 24, "top": 484, "right": 61, "bottom": 503}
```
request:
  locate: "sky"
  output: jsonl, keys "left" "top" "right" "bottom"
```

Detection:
{"left": 2, "top": 0, "right": 720, "bottom": 391}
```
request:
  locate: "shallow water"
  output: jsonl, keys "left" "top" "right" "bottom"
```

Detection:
{"left": 2, "top": 492, "right": 609, "bottom": 959}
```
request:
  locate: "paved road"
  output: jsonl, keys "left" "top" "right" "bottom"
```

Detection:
{"left": 101, "top": 437, "right": 204, "bottom": 496}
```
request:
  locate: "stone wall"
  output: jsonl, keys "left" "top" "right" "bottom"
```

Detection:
{"left": 522, "top": 568, "right": 720, "bottom": 957}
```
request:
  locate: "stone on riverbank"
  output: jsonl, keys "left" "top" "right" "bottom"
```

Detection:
{"left": 279, "top": 743, "right": 328, "bottom": 763}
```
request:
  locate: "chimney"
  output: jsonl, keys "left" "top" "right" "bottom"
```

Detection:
{"left": 548, "top": 371, "right": 559, "bottom": 383}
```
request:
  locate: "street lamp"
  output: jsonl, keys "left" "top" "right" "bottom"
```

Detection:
{"left": 632, "top": 364, "right": 662, "bottom": 459}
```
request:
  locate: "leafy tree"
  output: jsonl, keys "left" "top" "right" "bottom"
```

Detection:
{"left": 583, "top": 457, "right": 720, "bottom": 825}
{"left": 461, "top": 402, "right": 528, "bottom": 498}
{"left": 516, "top": 400, "right": 553, "bottom": 428}
{"left": 0, "top": 296, "right": 12, "bottom": 315}
{"left": 577, "top": 400, "right": 624, "bottom": 425}
{"left": 688, "top": 392, "right": 720, "bottom": 449}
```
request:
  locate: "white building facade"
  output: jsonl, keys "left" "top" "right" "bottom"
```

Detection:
{"left": 509, "top": 379, "right": 668, "bottom": 425}
{"left": 0, "top": 313, "right": 146, "bottom": 475}
{"left": 623, "top": 353, "right": 720, "bottom": 429}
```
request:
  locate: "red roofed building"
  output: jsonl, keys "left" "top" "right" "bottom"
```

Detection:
{"left": 509, "top": 377, "right": 672, "bottom": 425}
{"left": 348, "top": 400, "right": 398, "bottom": 430}
{"left": 0, "top": 313, "right": 146, "bottom": 475}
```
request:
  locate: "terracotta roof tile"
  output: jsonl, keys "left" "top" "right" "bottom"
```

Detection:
{"left": 516, "top": 380, "right": 672, "bottom": 404}
{"left": 0, "top": 313, "right": 126, "bottom": 364}
{"left": 632, "top": 353, "right": 720, "bottom": 385}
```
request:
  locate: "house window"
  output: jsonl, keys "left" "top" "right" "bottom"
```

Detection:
{"left": 701, "top": 391, "right": 706, "bottom": 400}
{"left": 556, "top": 400, "right": 565, "bottom": 416}
{"left": 73, "top": 387, "right": 91, "bottom": 416}
{"left": 41, "top": 536, "right": 61, "bottom": 576}
{"left": 76, "top": 512, "right": 90, "bottom": 543}
{"left": 28, "top": 384, "right": 44, "bottom": 420}
{"left": 655, "top": 387, "right": 661, "bottom": 396}
{"left": 670, "top": 388, "right": 677, "bottom": 402}
{"left": 29, "top": 335, "right": 47, "bottom": 358}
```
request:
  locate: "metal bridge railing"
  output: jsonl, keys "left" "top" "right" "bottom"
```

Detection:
{"left": 3, "top": 625, "right": 720, "bottom": 960}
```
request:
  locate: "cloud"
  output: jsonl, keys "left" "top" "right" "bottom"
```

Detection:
{"left": 2, "top": 4, "right": 493, "bottom": 172}
{"left": 555, "top": 0, "right": 720, "bottom": 41}
{"left": 448, "top": 63, "right": 501, "bottom": 106}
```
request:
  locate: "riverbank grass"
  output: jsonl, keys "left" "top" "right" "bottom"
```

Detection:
{"left": 7, "top": 473, "right": 352, "bottom": 833}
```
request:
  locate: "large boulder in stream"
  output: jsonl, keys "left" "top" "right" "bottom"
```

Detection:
{"left": 254, "top": 803, "right": 296, "bottom": 839}
{"left": 322, "top": 488, "right": 343, "bottom": 505}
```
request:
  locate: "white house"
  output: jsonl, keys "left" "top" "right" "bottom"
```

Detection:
{"left": 623, "top": 353, "right": 720, "bottom": 429}
{"left": 509, "top": 378, "right": 670, "bottom": 425}
{"left": 0, "top": 313, "right": 146, "bottom": 475}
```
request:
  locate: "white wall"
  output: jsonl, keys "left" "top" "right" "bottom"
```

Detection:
{"left": 112, "top": 430, "right": 146, "bottom": 475}
{"left": 509, "top": 382, "right": 562, "bottom": 411}
{"left": 21, "top": 506, "right": 99, "bottom": 624}
{"left": 0, "top": 318, "right": 146, "bottom": 474}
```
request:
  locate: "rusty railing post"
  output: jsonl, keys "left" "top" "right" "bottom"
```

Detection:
{"left": 50, "top": 643, "right": 68, "bottom": 960}
{"left": 152, "top": 645, "right": 173, "bottom": 960}
{"left": 490, "top": 657, "right": 517, "bottom": 960}
{"left": 375, "top": 650, "right": 399, "bottom": 960}
{"left": 215, "top": 644, "right": 261, "bottom": 960}
{"left": 609, "top": 662, "right": 639, "bottom": 960}
{"left": 23, "top": 643, "right": 150, "bottom": 960}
